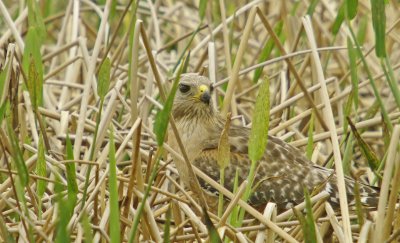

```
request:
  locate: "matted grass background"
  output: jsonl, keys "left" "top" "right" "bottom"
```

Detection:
{"left": 0, "top": 0, "right": 400, "bottom": 242}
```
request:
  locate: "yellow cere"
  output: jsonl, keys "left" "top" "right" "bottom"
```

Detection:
{"left": 199, "top": 85, "right": 208, "bottom": 93}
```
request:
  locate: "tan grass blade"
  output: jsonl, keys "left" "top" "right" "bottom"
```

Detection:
{"left": 302, "top": 15, "right": 352, "bottom": 242}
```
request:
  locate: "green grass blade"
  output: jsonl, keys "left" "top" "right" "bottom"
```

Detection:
{"left": 0, "top": 101, "right": 8, "bottom": 126}
{"left": 27, "top": 57, "right": 43, "bottom": 110}
{"left": 7, "top": 119, "right": 29, "bottom": 187}
{"left": 229, "top": 169, "right": 240, "bottom": 226}
{"left": 42, "top": 0, "right": 53, "bottom": 18}
{"left": 353, "top": 180, "right": 365, "bottom": 227}
{"left": 27, "top": 0, "right": 46, "bottom": 41}
{"left": 97, "top": 57, "right": 111, "bottom": 100}
{"left": 332, "top": 3, "right": 345, "bottom": 35}
{"left": 382, "top": 57, "right": 400, "bottom": 108}
{"left": 199, "top": 0, "right": 207, "bottom": 21}
{"left": 81, "top": 211, "right": 94, "bottom": 243}
{"left": 347, "top": 117, "right": 379, "bottom": 171}
{"left": 54, "top": 176, "right": 70, "bottom": 243}
{"left": 0, "top": 214, "right": 15, "bottom": 243}
{"left": 55, "top": 204, "right": 70, "bottom": 243}
{"left": 342, "top": 133, "right": 353, "bottom": 175}
{"left": 363, "top": 99, "right": 379, "bottom": 122}
{"left": 0, "top": 61, "right": 10, "bottom": 104}
{"left": 343, "top": 91, "right": 354, "bottom": 135}
{"left": 36, "top": 135, "right": 46, "bottom": 219}
{"left": 109, "top": 125, "right": 121, "bottom": 243}
{"left": 347, "top": 37, "right": 359, "bottom": 109}
{"left": 303, "top": 187, "right": 317, "bottom": 243}
{"left": 127, "top": 0, "right": 140, "bottom": 91}
{"left": 382, "top": 112, "right": 391, "bottom": 149}
{"left": 163, "top": 204, "right": 172, "bottom": 243}
{"left": 110, "top": 0, "right": 118, "bottom": 21}
{"left": 292, "top": 207, "right": 307, "bottom": 235}
{"left": 306, "top": 0, "right": 320, "bottom": 16}
{"left": 154, "top": 55, "right": 187, "bottom": 146}
{"left": 23, "top": 27, "right": 44, "bottom": 100}
{"left": 356, "top": 16, "right": 368, "bottom": 44}
{"left": 292, "top": 189, "right": 317, "bottom": 243}
{"left": 66, "top": 132, "right": 74, "bottom": 160}
{"left": 14, "top": 177, "right": 34, "bottom": 242}
{"left": 203, "top": 207, "right": 222, "bottom": 243}
{"left": 182, "top": 50, "right": 191, "bottom": 73}
{"left": 347, "top": 26, "right": 392, "bottom": 131}
{"left": 252, "top": 21, "right": 283, "bottom": 83}
{"left": 238, "top": 76, "right": 270, "bottom": 224}
{"left": 248, "top": 76, "right": 270, "bottom": 162}
{"left": 370, "top": 0, "right": 386, "bottom": 57}
{"left": 290, "top": 1, "right": 301, "bottom": 15}
{"left": 346, "top": 0, "right": 358, "bottom": 20}
{"left": 65, "top": 133, "right": 78, "bottom": 211}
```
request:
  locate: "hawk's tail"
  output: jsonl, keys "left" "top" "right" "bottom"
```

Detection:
{"left": 324, "top": 177, "right": 379, "bottom": 208}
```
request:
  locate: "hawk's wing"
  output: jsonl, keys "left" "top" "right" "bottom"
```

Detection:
{"left": 192, "top": 124, "right": 332, "bottom": 210}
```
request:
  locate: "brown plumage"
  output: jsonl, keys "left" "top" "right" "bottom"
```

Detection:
{"left": 168, "top": 73, "right": 378, "bottom": 211}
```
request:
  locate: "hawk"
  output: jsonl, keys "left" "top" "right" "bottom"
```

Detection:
{"left": 168, "top": 73, "right": 378, "bottom": 211}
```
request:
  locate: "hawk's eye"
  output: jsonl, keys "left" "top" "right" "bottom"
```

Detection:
{"left": 179, "top": 84, "right": 190, "bottom": 93}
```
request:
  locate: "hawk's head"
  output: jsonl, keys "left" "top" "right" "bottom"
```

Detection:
{"left": 172, "top": 73, "right": 215, "bottom": 121}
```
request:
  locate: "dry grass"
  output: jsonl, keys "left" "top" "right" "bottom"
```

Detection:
{"left": 0, "top": 0, "right": 400, "bottom": 242}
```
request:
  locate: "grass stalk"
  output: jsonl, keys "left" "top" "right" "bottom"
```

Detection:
{"left": 374, "top": 125, "right": 400, "bottom": 242}
{"left": 221, "top": 6, "right": 257, "bottom": 116}
{"left": 302, "top": 15, "right": 352, "bottom": 242}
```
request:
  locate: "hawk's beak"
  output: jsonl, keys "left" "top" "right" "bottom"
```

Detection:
{"left": 196, "top": 85, "right": 211, "bottom": 104}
